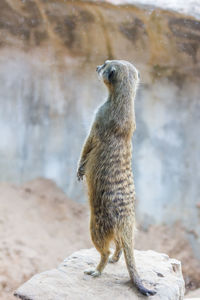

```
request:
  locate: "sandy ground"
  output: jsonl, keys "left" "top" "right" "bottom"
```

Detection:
{"left": 0, "top": 178, "right": 199, "bottom": 299}
{"left": 0, "top": 178, "right": 92, "bottom": 300}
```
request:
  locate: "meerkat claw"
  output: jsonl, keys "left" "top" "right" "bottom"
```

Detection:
{"left": 138, "top": 286, "right": 156, "bottom": 296}
{"left": 91, "top": 270, "right": 101, "bottom": 277}
{"left": 84, "top": 269, "right": 95, "bottom": 275}
{"left": 84, "top": 269, "right": 101, "bottom": 277}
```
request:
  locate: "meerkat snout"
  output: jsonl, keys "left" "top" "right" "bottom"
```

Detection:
{"left": 96, "top": 66, "right": 101, "bottom": 72}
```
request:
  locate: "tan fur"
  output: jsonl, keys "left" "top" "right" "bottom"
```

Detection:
{"left": 77, "top": 60, "right": 156, "bottom": 296}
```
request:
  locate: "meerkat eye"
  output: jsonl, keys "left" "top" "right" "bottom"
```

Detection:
{"left": 108, "top": 68, "right": 116, "bottom": 81}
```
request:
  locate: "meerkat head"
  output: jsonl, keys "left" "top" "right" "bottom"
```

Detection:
{"left": 96, "top": 60, "right": 140, "bottom": 93}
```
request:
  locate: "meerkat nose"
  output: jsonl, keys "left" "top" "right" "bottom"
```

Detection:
{"left": 96, "top": 66, "right": 100, "bottom": 72}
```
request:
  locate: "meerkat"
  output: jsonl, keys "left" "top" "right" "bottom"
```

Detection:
{"left": 77, "top": 60, "right": 156, "bottom": 296}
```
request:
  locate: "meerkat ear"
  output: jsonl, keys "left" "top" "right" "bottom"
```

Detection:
{"left": 108, "top": 67, "right": 116, "bottom": 82}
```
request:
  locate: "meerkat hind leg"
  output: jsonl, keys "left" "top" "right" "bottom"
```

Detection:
{"left": 85, "top": 250, "right": 110, "bottom": 277}
{"left": 84, "top": 234, "right": 111, "bottom": 277}
{"left": 109, "top": 238, "right": 122, "bottom": 263}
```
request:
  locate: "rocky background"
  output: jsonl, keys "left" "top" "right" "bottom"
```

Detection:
{"left": 0, "top": 0, "right": 200, "bottom": 298}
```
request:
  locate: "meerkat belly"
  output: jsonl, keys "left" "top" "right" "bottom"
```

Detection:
{"left": 86, "top": 141, "right": 135, "bottom": 221}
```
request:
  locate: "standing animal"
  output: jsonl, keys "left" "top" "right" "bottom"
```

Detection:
{"left": 77, "top": 60, "right": 156, "bottom": 296}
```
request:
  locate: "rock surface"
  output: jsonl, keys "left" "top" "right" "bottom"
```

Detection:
{"left": 14, "top": 248, "right": 185, "bottom": 300}
{"left": 186, "top": 288, "right": 200, "bottom": 298}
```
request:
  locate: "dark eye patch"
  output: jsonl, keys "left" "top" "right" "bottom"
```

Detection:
{"left": 108, "top": 69, "right": 115, "bottom": 81}
{"left": 108, "top": 67, "right": 116, "bottom": 82}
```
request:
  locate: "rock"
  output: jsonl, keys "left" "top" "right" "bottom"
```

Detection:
{"left": 14, "top": 248, "right": 185, "bottom": 300}
{"left": 186, "top": 288, "right": 200, "bottom": 298}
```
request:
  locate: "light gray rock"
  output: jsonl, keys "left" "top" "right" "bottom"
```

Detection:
{"left": 14, "top": 248, "right": 185, "bottom": 300}
{"left": 185, "top": 287, "right": 200, "bottom": 298}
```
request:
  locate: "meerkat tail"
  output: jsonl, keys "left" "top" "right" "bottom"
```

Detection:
{"left": 122, "top": 239, "right": 156, "bottom": 296}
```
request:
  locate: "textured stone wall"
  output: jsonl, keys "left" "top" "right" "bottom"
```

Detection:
{"left": 0, "top": 0, "right": 199, "bottom": 258}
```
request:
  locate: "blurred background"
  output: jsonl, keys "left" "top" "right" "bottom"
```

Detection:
{"left": 0, "top": 0, "right": 199, "bottom": 299}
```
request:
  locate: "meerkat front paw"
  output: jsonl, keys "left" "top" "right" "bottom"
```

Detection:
{"left": 77, "top": 166, "right": 84, "bottom": 181}
{"left": 84, "top": 269, "right": 101, "bottom": 277}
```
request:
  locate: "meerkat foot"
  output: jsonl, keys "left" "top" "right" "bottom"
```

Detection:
{"left": 137, "top": 285, "right": 156, "bottom": 296}
{"left": 84, "top": 269, "right": 101, "bottom": 277}
{"left": 109, "top": 250, "right": 122, "bottom": 263}
{"left": 109, "top": 256, "right": 119, "bottom": 263}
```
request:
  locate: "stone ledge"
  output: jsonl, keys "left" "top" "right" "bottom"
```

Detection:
{"left": 14, "top": 248, "right": 185, "bottom": 300}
